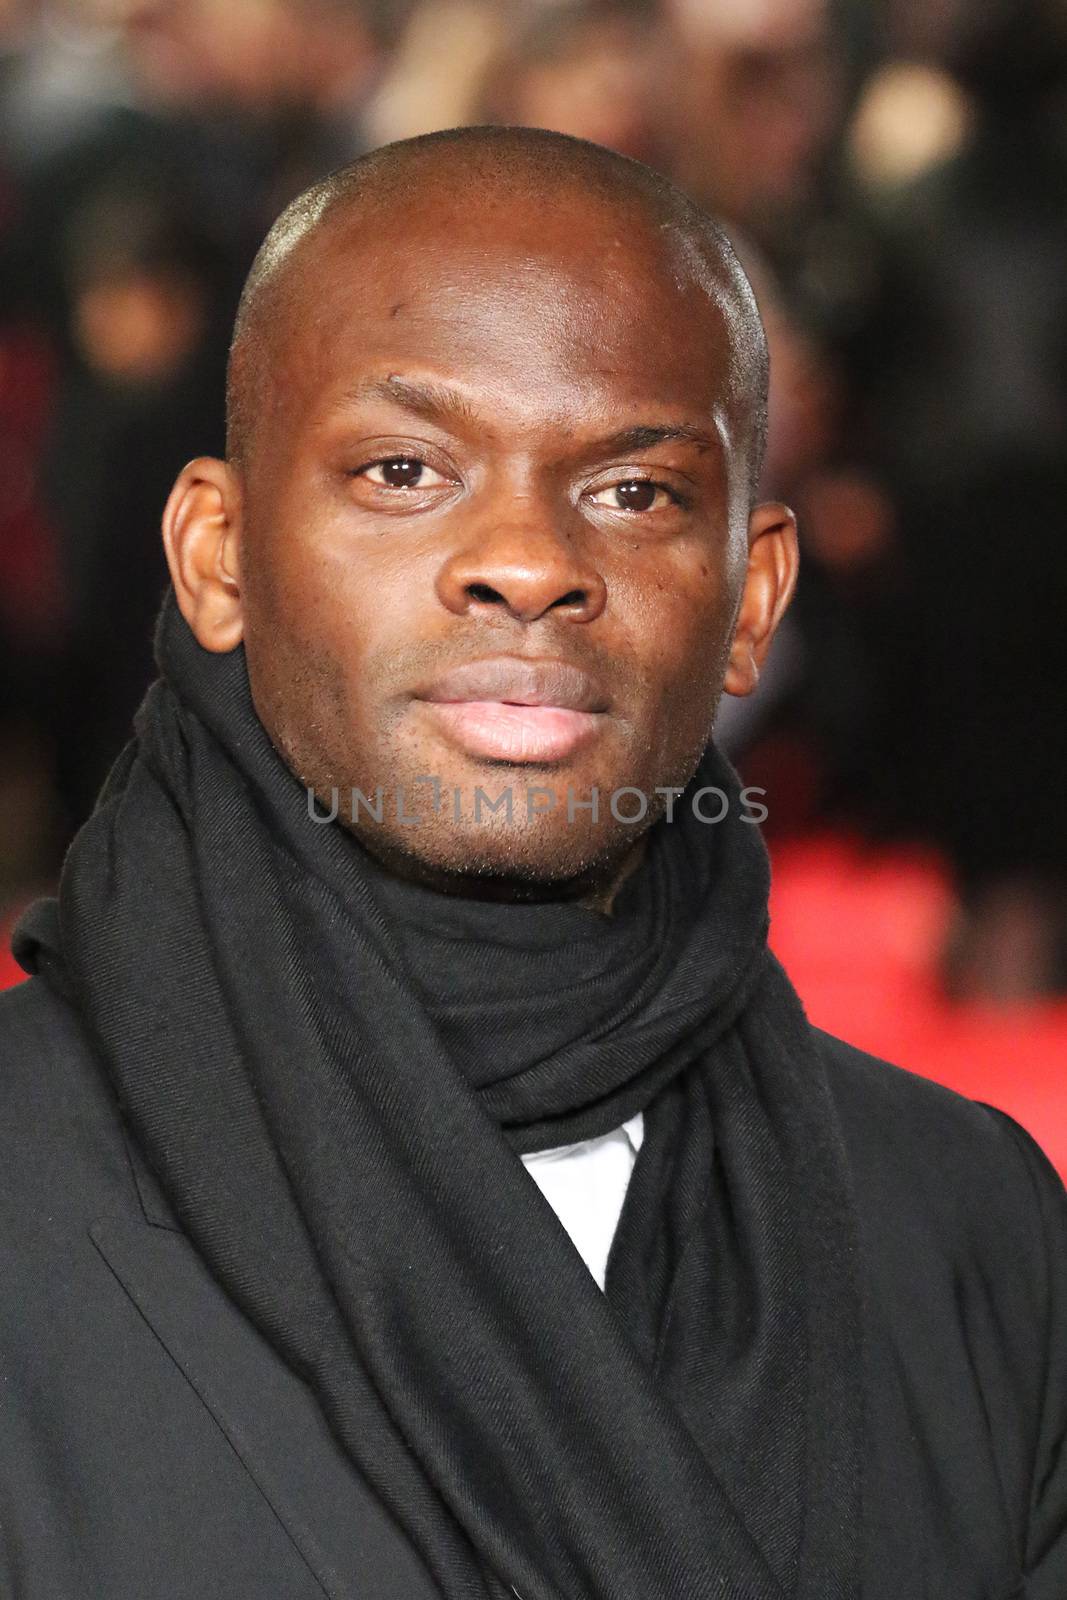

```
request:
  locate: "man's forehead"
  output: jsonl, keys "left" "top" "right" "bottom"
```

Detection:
{"left": 226, "top": 128, "right": 768, "bottom": 486}
{"left": 271, "top": 252, "right": 735, "bottom": 457}
{"left": 288, "top": 182, "right": 724, "bottom": 317}
{"left": 275, "top": 207, "right": 735, "bottom": 399}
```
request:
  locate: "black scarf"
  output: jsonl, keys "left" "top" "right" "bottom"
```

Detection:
{"left": 17, "top": 592, "right": 864, "bottom": 1600}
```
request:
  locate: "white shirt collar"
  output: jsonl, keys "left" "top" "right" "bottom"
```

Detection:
{"left": 522, "top": 1109, "right": 645, "bottom": 1165}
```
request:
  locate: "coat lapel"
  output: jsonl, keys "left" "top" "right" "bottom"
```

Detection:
{"left": 91, "top": 1140, "right": 441, "bottom": 1600}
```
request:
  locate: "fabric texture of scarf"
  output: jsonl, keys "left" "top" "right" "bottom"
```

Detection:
{"left": 17, "top": 591, "right": 864, "bottom": 1600}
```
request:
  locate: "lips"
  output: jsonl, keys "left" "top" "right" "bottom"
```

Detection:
{"left": 413, "top": 656, "right": 609, "bottom": 764}
{"left": 418, "top": 657, "right": 609, "bottom": 713}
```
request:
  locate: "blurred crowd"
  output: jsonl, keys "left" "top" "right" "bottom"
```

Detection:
{"left": 1, "top": 0, "right": 1066, "bottom": 1000}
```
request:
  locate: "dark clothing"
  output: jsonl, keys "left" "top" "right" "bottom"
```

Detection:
{"left": 1, "top": 972, "right": 1065, "bottom": 1599}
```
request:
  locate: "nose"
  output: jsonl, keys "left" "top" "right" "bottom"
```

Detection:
{"left": 434, "top": 497, "right": 607, "bottom": 625}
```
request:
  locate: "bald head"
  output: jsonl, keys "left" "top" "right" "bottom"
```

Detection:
{"left": 225, "top": 125, "right": 770, "bottom": 496}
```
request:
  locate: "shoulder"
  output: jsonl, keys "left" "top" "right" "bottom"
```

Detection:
{"left": 0, "top": 976, "right": 138, "bottom": 1231}
{"left": 0, "top": 972, "right": 110, "bottom": 1119}
{"left": 815, "top": 1025, "right": 1065, "bottom": 1305}
{"left": 815, "top": 1025, "right": 1022, "bottom": 1166}
{"left": 817, "top": 1032, "right": 1067, "bottom": 1584}
{"left": 816, "top": 1024, "right": 1060, "bottom": 1185}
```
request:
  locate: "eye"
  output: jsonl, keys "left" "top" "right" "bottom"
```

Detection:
{"left": 358, "top": 457, "right": 451, "bottom": 490}
{"left": 588, "top": 478, "right": 679, "bottom": 513}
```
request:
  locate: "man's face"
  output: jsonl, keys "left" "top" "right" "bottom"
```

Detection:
{"left": 232, "top": 188, "right": 758, "bottom": 889}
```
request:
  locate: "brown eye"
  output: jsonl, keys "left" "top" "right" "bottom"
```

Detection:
{"left": 384, "top": 458, "right": 422, "bottom": 488}
{"left": 614, "top": 480, "right": 658, "bottom": 511}
{"left": 360, "top": 456, "right": 454, "bottom": 490}
{"left": 588, "top": 478, "right": 679, "bottom": 513}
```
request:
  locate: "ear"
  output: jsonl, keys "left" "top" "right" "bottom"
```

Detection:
{"left": 161, "top": 456, "right": 244, "bottom": 652}
{"left": 723, "top": 500, "right": 799, "bottom": 698}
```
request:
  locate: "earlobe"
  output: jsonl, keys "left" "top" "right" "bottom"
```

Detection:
{"left": 162, "top": 457, "right": 244, "bottom": 653}
{"left": 723, "top": 501, "right": 799, "bottom": 699}
{"left": 724, "top": 635, "right": 760, "bottom": 698}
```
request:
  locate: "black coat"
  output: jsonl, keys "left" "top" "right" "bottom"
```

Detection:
{"left": 1, "top": 974, "right": 1065, "bottom": 1600}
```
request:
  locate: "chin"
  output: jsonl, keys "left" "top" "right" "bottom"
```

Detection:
{"left": 345, "top": 809, "right": 648, "bottom": 893}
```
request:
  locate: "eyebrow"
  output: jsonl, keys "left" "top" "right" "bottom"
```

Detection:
{"left": 336, "top": 376, "right": 718, "bottom": 456}
{"left": 338, "top": 376, "right": 481, "bottom": 428}
{"left": 592, "top": 424, "right": 717, "bottom": 456}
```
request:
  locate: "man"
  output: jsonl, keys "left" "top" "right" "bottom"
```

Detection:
{"left": 1, "top": 126, "right": 1064, "bottom": 1600}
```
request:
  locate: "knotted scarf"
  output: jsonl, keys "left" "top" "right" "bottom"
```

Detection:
{"left": 17, "top": 591, "right": 864, "bottom": 1600}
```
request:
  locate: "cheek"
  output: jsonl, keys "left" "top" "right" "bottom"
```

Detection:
{"left": 249, "top": 493, "right": 398, "bottom": 670}
{"left": 608, "top": 551, "right": 737, "bottom": 777}
{"left": 241, "top": 516, "right": 400, "bottom": 767}
{"left": 615, "top": 547, "right": 735, "bottom": 691}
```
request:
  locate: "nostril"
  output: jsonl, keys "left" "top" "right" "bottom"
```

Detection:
{"left": 552, "top": 590, "right": 586, "bottom": 609}
{"left": 467, "top": 583, "right": 505, "bottom": 604}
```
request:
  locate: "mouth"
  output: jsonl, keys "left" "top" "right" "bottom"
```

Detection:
{"left": 413, "top": 656, "right": 609, "bottom": 765}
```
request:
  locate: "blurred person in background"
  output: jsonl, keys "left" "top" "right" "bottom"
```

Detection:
{"left": 839, "top": 0, "right": 1067, "bottom": 999}
{"left": 0, "top": 0, "right": 70, "bottom": 897}
{"left": 714, "top": 240, "right": 909, "bottom": 839}
{"left": 477, "top": 0, "right": 661, "bottom": 164}
{"left": 658, "top": 0, "right": 846, "bottom": 273}
{"left": 3, "top": 0, "right": 388, "bottom": 324}
{"left": 40, "top": 178, "right": 230, "bottom": 828}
